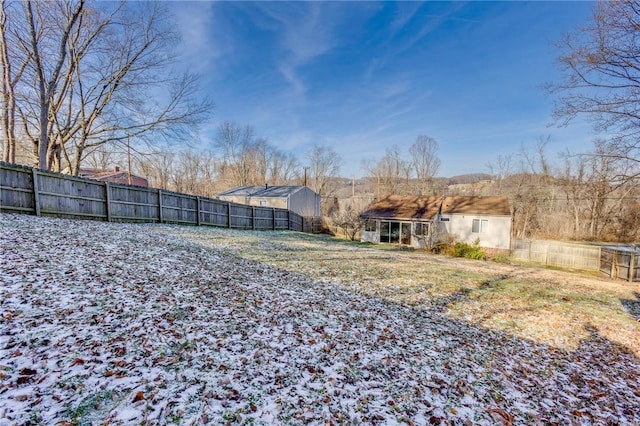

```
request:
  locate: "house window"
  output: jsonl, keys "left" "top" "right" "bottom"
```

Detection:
{"left": 380, "top": 221, "right": 401, "bottom": 244}
{"left": 259, "top": 200, "right": 267, "bottom": 206}
{"left": 380, "top": 221, "right": 390, "bottom": 243}
{"left": 364, "top": 219, "right": 376, "bottom": 232}
{"left": 440, "top": 217, "right": 449, "bottom": 222}
{"left": 415, "top": 222, "right": 429, "bottom": 236}
{"left": 472, "top": 219, "right": 488, "bottom": 233}
{"left": 401, "top": 223, "right": 411, "bottom": 245}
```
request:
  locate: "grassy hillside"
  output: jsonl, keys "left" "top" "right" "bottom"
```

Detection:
{"left": 169, "top": 226, "right": 640, "bottom": 356}
{"left": 1, "top": 214, "right": 639, "bottom": 425}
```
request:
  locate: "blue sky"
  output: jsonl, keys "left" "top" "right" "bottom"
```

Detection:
{"left": 171, "top": 1, "right": 596, "bottom": 178}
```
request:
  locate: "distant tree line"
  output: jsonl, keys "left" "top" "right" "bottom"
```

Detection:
{"left": 364, "top": 134, "right": 442, "bottom": 198}
{"left": 482, "top": 139, "right": 640, "bottom": 243}
{"left": 78, "top": 120, "right": 343, "bottom": 216}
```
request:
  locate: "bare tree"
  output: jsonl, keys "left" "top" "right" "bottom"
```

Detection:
{"left": 84, "top": 144, "right": 119, "bottom": 170}
{"left": 306, "top": 145, "right": 342, "bottom": 216}
{"left": 486, "top": 154, "right": 513, "bottom": 192}
{"left": 0, "top": 0, "right": 28, "bottom": 163}
{"left": 269, "top": 149, "right": 300, "bottom": 184}
{"left": 613, "top": 197, "right": 640, "bottom": 242}
{"left": 5, "top": 1, "right": 211, "bottom": 171}
{"left": 486, "top": 136, "right": 640, "bottom": 241}
{"left": 214, "top": 121, "right": 303, "bottom": 188}
{"left": 214, "top": 121, "right": 256, "bottom": 187}
{"left": 171, "top": 150, "right": 204, "bottom": 195}
{"left": 306, "top": 144, "right": 341, "bottom": 214}
{"left": 162, "top": 150, "right": 219, "bottom": 197}
{"left": 560, "top": 141, "right": 638, "bottom": 239}
{"left": 548, "top": 0, "right": 640, "bottom": 177}
{"left": 139, "top": 151, "right": 174, "bottom": 191}
{"left": 409, "top": 135, "right": 441, "bottom": 195}
{"left": 501, "top": 139, "right": 556, "bottom": 239}
{"left": 365, "top": 145, "right": 410, "bottom": 198}
{"left": 23, "top": 0, "right": 84, "bottom": 168}
{"left": 331, "top": 204, "right": 364, "bottom": 241}
{"left": 194, "top": 151, "right": 222, "bottom": 197}
{"left": 253, "top": 138, "right": 271, "bottom": 185}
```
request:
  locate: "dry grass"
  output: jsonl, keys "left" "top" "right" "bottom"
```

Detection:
{"left": 169, "top": 227, "right": 640, "bottom": 356}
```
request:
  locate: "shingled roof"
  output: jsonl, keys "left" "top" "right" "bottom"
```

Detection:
{"left": 360, "top": 195, "right": 442, "bottom": 220}
{"left": 440, "top": 196, "right": 511, "bottom": 216}
{"left": 361, "top": 195, "right": 510, "bottom": 220}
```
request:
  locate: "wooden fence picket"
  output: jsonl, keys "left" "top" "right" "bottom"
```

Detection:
{"left": 0, "top": 161, "right": 306, "bottom": 233}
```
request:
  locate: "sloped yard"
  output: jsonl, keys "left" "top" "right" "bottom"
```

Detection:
{"left": 1, "top": 214, "right": 639, "bottom": 425}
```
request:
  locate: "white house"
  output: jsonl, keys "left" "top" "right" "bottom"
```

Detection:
{"left": 360, "top": 195, "right": 512, "bottom": 250}
{"left": 217, "top": 185, "right": 321, "bottom": 217}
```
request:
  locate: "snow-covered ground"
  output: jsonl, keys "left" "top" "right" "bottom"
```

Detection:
{"left": 1, "top": 214, "right": 639, "bottom": 425}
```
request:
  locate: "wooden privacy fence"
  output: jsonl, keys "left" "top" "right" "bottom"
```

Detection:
{"left": 599, "top": 247, "right": 639, "bottom": 282}
{"left": 512, "top": 239, "right": 639, "bottom": 282}
{"left": 0, "top": 162, "right": 305, "bottom": 232}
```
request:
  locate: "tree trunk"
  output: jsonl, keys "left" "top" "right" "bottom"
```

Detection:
{"left": 0, "top": 0, "right": 16, "bottom": 163}
{"left": 26, "top": 0, "right": 84, "bottom": 170}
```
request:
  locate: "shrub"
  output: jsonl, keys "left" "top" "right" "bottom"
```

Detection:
{"left": 431, "top": 235, "right": 457, "bottom": 256}
{"left": 453, "top": 240, "right": 485, "bottom": 260}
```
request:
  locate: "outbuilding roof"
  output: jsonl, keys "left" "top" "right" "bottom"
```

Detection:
{"left": 360, "top": 195, "right": 511, "bottom": 220}
{"left": 218, "top": 185, "right": 311, "bottom": 198}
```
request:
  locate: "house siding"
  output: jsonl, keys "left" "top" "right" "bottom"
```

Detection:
{"left": 289, "top": 187, "right": 321, "bottom": 217}
{"left": 437, "top": 214, "right": 511, "bottom": 250}
{"left": 361, "top": 219, "right": 431, "bottom": 249}
{"left": 360, "top": 195, "right": 512, "bottom": 250}
{"left": 361, "top": 229, "right": 378, "bottom": 244}
{"left": 217, "top": 186, "right": 320, "bottom": 217}
{"left": 253, "top": 197, "right": 288, "bottom": 210}
{"left": 217, "top": 195, "right": 288, "bottom": 210}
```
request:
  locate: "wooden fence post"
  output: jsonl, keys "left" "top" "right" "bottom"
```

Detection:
{"left": 287, "top": 210, "right": 291, "bottom": 230}
{"left": 227, "top": 202, "right": 231, "bottom": 228}
{"left": 104, "top": 182, "right": 112, "bottom": 222}
{"left": 544, "top": 243, "right": 549, "bottom": 265}
{"left": 610, "top": 250, "right": 617, "bottom": 280}
{"left": 158, "top": 189, "right": 164, "bottom": 223}
{"left": 31, "top": 168, "right": 41, "bottom": 216}
{"left": 272, "top": 208, "right": 276, "bottom": 230}
{"left": 196, "top": 196, "right": 201, "bottom": 226}
{"left": 629, "top": 245, "right": 637, "bottom": 282}
{"left": 251, "top": 206, "right": 255, "bottom": 230}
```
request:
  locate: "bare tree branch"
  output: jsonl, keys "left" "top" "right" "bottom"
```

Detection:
{"left": 548, "top": 0, "right": 640, "bottom": 179}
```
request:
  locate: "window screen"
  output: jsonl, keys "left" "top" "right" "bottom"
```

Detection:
{"left": 364, "top": 219, "right": 376, "bottom": 232}
{"left": 472, "top": 219, "right": 488, "bottom": 233}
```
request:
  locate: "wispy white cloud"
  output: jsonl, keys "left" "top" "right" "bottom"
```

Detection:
{"left": 389, "top": 2, "right": 424, "bottom": 34}
{"left": 365, "top": 3, "right": 467, "bottom": 82}
{"left": 171, "top": 2, "right": 234, "bottom": 76}
{"left": 167, "top": 1, "right": 597, "bottom": 178}
{"left": 278, "top": 4, "right": 333, "bottom": 63}
{"left": 278, "top": 63, "right": 307, "bottom": 96}
{"left": 275, "top": 130, "right": 314, "bottom": 152}
{"left": 245, "top": 3, "right": 356, "bottom": 98}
